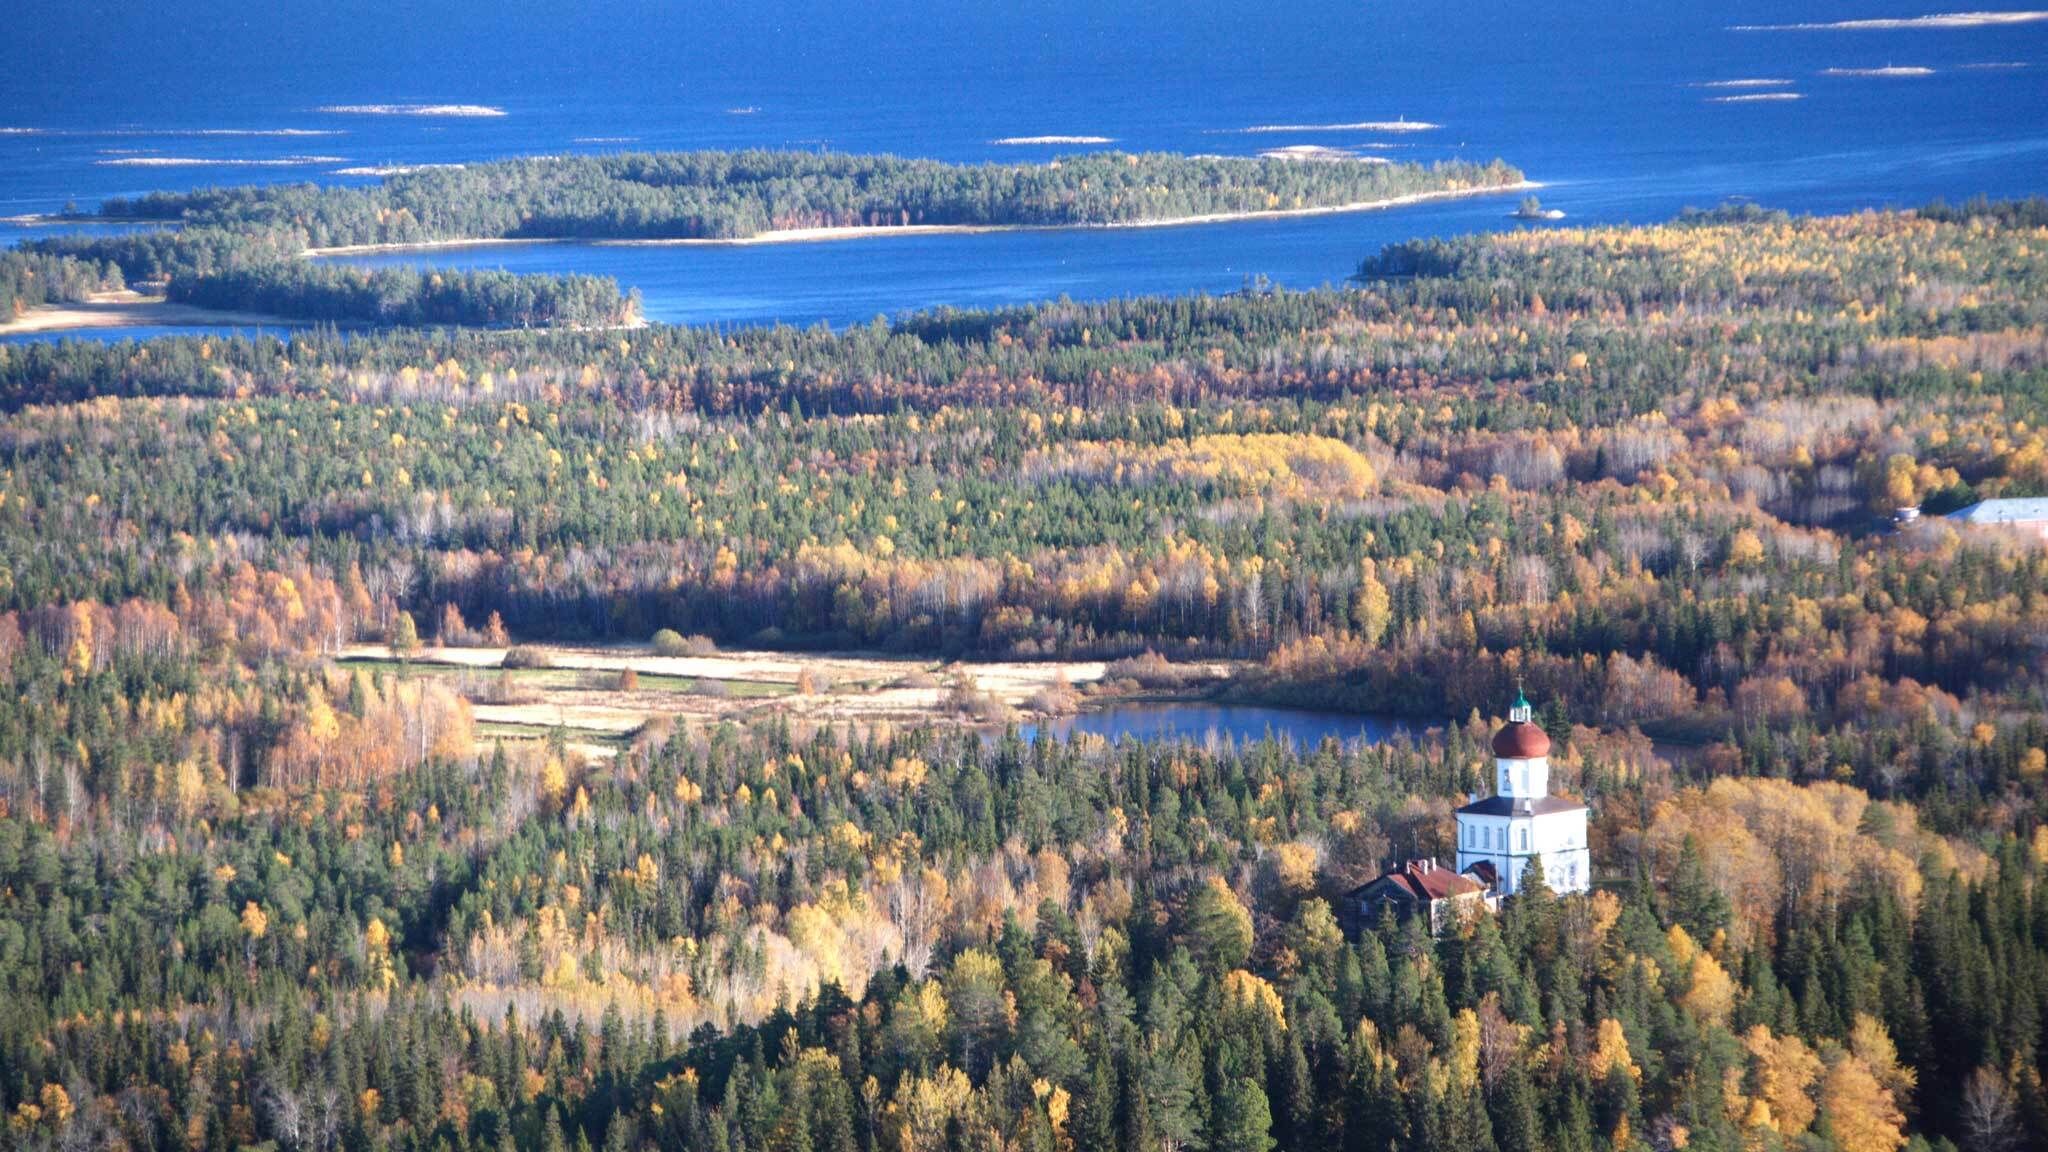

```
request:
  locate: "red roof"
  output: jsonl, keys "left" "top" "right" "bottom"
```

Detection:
{"left": 1355, "top": 859, "right": 1485, "bottom": 903}
{"left": 1492, "top": 720, "right": 1551, "bottom": 759}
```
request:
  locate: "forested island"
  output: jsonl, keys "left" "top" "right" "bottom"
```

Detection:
{"left": 91, "top": 149, "right": 1529, "bottom": 244}
{"left": 3, "top": 201, "right": 2048, "bottom": 1152}
{"left": 3, "top": 225, "right": 634, "bottom": 332}
{"left": 2, "top": 150, "right": 1524, "bottom": 333}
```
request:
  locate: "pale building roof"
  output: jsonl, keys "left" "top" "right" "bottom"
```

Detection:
{"left": 1457, "top": 795, "right": 1586, "bottom": 817}
{"left": 1948, "top": 498, "right": 2048, "bottom": 525}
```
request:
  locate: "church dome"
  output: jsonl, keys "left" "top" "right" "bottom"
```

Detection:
{"left": 1492, "top": 720, "right": 1551, "bottom": 760}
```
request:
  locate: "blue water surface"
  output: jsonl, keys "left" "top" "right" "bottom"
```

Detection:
{"left": 4, "top": 0, "right": 2046, "bottom": 332}
{"left": 1019, "top": 703, "right": 1420, "bottom": 748}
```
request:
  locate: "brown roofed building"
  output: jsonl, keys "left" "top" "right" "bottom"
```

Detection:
{"left": 1346, "top": 858, "right": 1489, "bottom": 935}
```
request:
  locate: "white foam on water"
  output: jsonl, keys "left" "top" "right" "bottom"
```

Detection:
{"left": 5, "top": 127, "right": 344, "bottom": 139}
{"left": 1733, "top": 10, "right": 2048, "bottom": 31}
{"left": 318, "top": 104, "right": 506, "bottom": 117}
{"left": 1221, "top": 120, "right": 1440, "bottom": 134}
{"left": 332, "top": 163, "right": 467, "bottom": 176}
{"left": 97, "top": 155, "right": 350, "bottom": 167}
{"left": 991, "top": 135, "right": 1117, "bottom": 145}
{"left": 1256, "top": 144, "right": 1394, "bottom": 162}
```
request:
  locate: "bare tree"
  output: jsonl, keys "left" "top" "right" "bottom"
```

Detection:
{"left": 56, "top": 1082, "right": 112, "bottom": 1152}
{"left": 261, "top": 1079, "right": 305, "bottom": 1151}
{"left": 1960, "top": 1068, "right": 2020, "bottom": 1152}
{"left": 116, "top": 1087, "right": 160, "bottom": 1152}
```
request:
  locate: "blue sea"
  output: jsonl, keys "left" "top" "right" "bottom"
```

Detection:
{"left": 5, "top": 0, "right": 2047, "bottom": 333}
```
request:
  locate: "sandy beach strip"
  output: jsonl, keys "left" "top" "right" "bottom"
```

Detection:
{"left": 303, "top": 181, "right": 1540, "bottom": 257}
{"left": 303, "top": 236, "right": 573, "bottom": 257}
{"left": 0, "top": 291, "right": 301, "bottom": 336}
{"left": 2, "top": 213, "right": 176, "bottom": 227}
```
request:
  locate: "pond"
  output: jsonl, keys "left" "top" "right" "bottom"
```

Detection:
{"left": 1017, "top": 702, "right": 1420, "bottom": 748}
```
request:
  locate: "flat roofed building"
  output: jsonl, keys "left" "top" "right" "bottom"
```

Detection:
{"left": 1947, "top": 499, "right": 2048, "bottom": 543}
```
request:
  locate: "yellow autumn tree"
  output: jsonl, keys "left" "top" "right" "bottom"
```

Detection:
{"left": 1261, "top": 841, "right": 1320, "bottom": 905}
{"left": 1848, "top": 1014, "right": 1916, "bottom": 1107}
{"left": 1685, "top": 950, "right": 1736, "bottom": 1025}
{"left": 540, "top": 757, "right": 569, "bottom": 807}
{"left": 1668, "top": 924, "right": 1736, "bottom": 1025}
{"left": 1821, "top": 1055, "right": 1906, "bottom": 1152}
{"left": 891, "top": 1065, "right": 975, "bottom": 1152}
{"left": 1221, "top": 970, "right": 1288, "bottom": 1035}
{"left": 1589, "top": 1018, "right": 1639, "bottom": 1082}
{"left": 1727, "top": 528, "right": 1766, "bottom": 569}
{"left": 1352, "top": 567, "right": 1392, "bottom": 644}
{"left": 38, "top": 1085, "right": 72, "bottom": 1128}
{"left": 365, "top": 917, "right": 397, "bottom": 989}
{"left": 1742, "top": 1026, "right": 1821, "bottom": 1136}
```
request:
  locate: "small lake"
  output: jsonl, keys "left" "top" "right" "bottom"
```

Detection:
{"left": 1018, "top": 702, "right": 1419, "bottom": 747}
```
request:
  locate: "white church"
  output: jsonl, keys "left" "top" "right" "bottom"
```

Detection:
{"left": 1454, "top": 692, "right": 1590, "bottom": 897}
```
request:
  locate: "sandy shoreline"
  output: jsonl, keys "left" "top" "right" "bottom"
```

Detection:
{"left": 302, "top": 181, "right": 1540, "bottom": 257}
{"left": 0, "top": 295, "right": 641, "bottom": 338}
{"left": 302, "top": 236, "right": 573, "bottom": 257}
{"left": 0, "top": 291, "right": 301, "bottom": 336}
{"left": 1, "top": 213, "right": 168, "bottom": 227}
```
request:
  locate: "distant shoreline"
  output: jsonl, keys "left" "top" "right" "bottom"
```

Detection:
{"left": 0, "top": 290, "right": 302, "bottom": 337}
{"left": 302, "top": 181, "right": 1541, "bottom": 257}
{"left": 1, "top": 213, "right": 170, "bottom": 227}
{"left": 303, "top": 236, "right": 573, "bottom": 257}
{"left": 0, "top": 289, "right": 645, "bottom": 337}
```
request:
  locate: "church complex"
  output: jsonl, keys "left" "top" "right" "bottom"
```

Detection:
{"left": 1349, "top": 692, "right": 1591, "bottom": 930}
